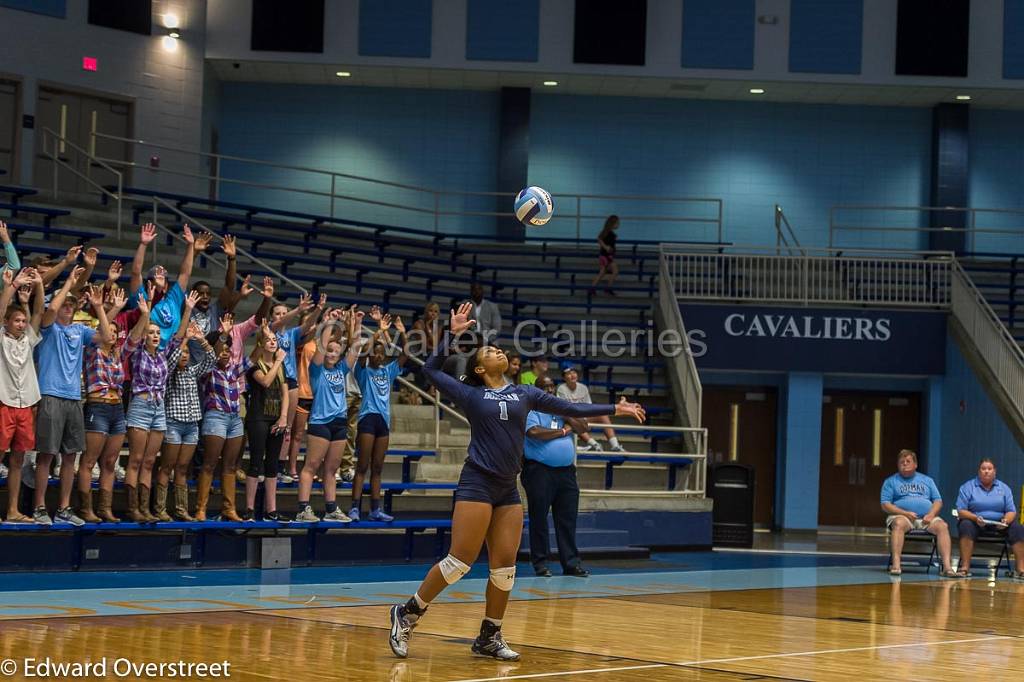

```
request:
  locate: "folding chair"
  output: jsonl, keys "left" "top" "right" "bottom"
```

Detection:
{"left": 886, "top": 525, "right": 938, "bottom": 574}
{"left": 952, "top": 509, "right": 1013, "bottom": 575}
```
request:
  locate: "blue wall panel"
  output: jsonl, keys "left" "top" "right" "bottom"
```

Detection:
{"left": 359, "top": 0, "right": 432, "bottom": 58}
{"left": 529, "top": 95, "right": 931, "bottom": 246}
{"left": 466, "top": 0, "right": 539, "bottom": 62}
{"left": 969, "top": 108, "right": 1024, "bottom": 253}
{"left": 789, "top": 0, "right": 863, "bottom": 75}
{"left": 216, "top": 83, "right": 499, "bottom": 235}
{"left": 681, "top": 0, "right": 755, "bottom": 70}
{"left": 778, "top": 372, "right": 824, "bottom": 530}
{"left": 0, "top": 0, "right": 64, "bottom": 17}
{"left": 1005, "top": 0, "right": 1024, "bottom": 79}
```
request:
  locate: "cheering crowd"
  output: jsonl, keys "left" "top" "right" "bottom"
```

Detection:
{"left": 0, "top": 222, "right": 411, "bottom": 526}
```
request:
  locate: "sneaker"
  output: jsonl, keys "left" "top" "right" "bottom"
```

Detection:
{"left": 334, "top": 471, "right": 343, "bottom": 482}
{"left": 91, "top": 463, "right": 100, "bottom": 480}
{"left": 471, "top": 631, "right": 520, "bottom": 661}
{"left": 294, "top": 505, "right": 320, "bottom": 522}
{"left": 348, "top": 507, "right": 361, "bottom": 522}
{"left": 114, "top": 463, "right": 126, "bottom": 482}
{"left": 581, "top": 441, "right": 603, "bottom": 453}
{"left": 277, "top": 472, "right": 294, "bottom": 484}
{"left": 608, "top": 444, "right": 627, "bottom": 453}
{"left": 55, "top": 507, "right": 85, "bottom": 527}
{"left": 342, "top": 468, "right": 355, "bottom": 483}
{"left": 265, "top": 510, "right": 291, "bottom": 523}
{"left": 388, "top": 605, "right": 413, "bottom": 658}
{"left": 368, "top": 508, "right": 394, "bottom": 523}
{"left": 604, "top": 289, "right": 617, "bottom": 297}
{"left": 0, "top": 463, "right": 8, "bottom": 479}
{"left": 241, "top": 509, "right": 255, "bottom": 522}
{"left": 32, "top": 507, "right": 52, "bottom": 526}
{"left": 323, "top": 508, "right": 352, "bottom": 523}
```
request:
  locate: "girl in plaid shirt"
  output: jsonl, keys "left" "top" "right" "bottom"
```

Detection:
{"left": 80, "top": 285, "right": 128, "bottom": 523}
{"left": 157, "top": 316, "right": 216, "bottom": 522}
{"left": 122, "top": 289, "right": 200, "bottom": 523}
{"left": 197, "top": 315, "right": 253, "bottom": 522}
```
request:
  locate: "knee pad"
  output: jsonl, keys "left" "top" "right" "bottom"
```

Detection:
{"left": 489, "top": 566, "right": 516, "bottom": 592}
{"left": 438, "top": 554, "right": 470, "bottom": 585}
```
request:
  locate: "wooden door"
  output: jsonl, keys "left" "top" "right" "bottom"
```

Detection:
{"left": 704, "top": 386, "right": 778, "bottom": 526}
{"left": 818, "top": 392, "right": 921, "bottom": 528}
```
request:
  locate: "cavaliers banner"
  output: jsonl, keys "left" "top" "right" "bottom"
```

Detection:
{"left": 680, "top": 304, "right": 946, "bottom": 375}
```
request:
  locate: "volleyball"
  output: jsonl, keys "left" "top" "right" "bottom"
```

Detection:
{"left": 514, "top": 186, "right": 553, "bottom": 227}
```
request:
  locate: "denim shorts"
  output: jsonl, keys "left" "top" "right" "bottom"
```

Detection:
{"left": 126, "top": 396, "right": 167, "bottom": 432}
{"left": 202, "top": 409, "right": 244, "bottom": 439}
{"left": 454, "top": 460, "right": 522, "bottom": 507}
{"left": 84, "top": 402, "right": 127, "bottom": 436}
{"left": 165, "top": 418, "right": 200, "bottom": 445}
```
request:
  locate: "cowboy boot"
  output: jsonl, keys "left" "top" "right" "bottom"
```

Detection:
{"left": 97, "top": 488, "right": 120, "bottom": 523}
{"left": 138, "top": 484, "right": 158, "bottom": 523}
{"left": 125, "top": 485, "right": 145, "bottom": 523}
{"left": 173, "top": 484, "right": 194, "bottom": 522}
{"left": 153, "top": 483, "right": 173, "bottom": 522}
{"left": 220, "top": 472, "right": 243, "bottom": 522}
{"left": 195, "top": 470, "right": 213, "bottom": 522}
{"left": 76, "top": 488, "right": 102, "bottom": 524}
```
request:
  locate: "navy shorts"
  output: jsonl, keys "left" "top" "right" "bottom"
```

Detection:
{"left": 307, "top": 416, "right": 348, "bottom": 443}
{"left": 958, "top": 518, "right": 1024, "bottom": 544}
{"left": 454, "top": 461, "right": 521, "bottom": 507}
{"left": 357, "top": 413, "right": 390, "bottom": 438}
{"left": 286, "top": 377, "right": 298, "bottom": 391}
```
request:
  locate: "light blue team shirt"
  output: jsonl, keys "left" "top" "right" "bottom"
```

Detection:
{"left": 37, "top": 322, "right": 97, "bottom": 400}
{"left": 132, "top": 282, "right": 185, "bottom": 350}
{"left": 880, "top": 471, "right": 942, "bottom": 517}
{"left": 308, "top": 359, "right": 350, "bottom": 425}
{"left": 524, "top": 410, "right": 576, "bottom": 468}
{"left": 956, "top": 477, "right": 1017, "bottom": 521}
{"left": 354, "top": 360, "right": 402, "bottom": 426}
{"left": 276, "top": 327, "right": 302, "bottom": 381}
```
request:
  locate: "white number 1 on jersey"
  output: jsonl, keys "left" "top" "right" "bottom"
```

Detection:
{"left": 498, "top": 401, "right": 508, "bottom": 421}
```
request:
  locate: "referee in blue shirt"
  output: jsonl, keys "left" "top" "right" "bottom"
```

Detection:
{"left": 522, "top": 376, "right": 589, "bottom": 578}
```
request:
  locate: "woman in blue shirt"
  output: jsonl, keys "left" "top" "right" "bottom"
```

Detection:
{"left": 388, "top": 303, "right": 645, "bottom": 662}
{"left": 349, "top": 310, "right": 408, "bottom": 523}
{"left": 295, "top": 307, "right": 363, "bottom": 524}
{"left": 955, "top": 458, "right": 1024, "bottom": 578}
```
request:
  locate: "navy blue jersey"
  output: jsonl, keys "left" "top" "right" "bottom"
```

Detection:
{"left": 424, "top": 334, "right": 614, "bottom": 479}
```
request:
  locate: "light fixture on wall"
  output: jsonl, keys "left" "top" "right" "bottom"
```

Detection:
{"left": 749, "top": 88, "right": 765, "bottom": 94}
{"left": 162, "top": 10, "right": 181, "bottom": 51}
{"left": 956, "top": 94, "right": 971, "bottom": 101}
{"left": 335, "top": 71, "right": 352, "bottom": 77}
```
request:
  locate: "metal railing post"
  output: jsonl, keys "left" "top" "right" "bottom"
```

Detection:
{"left": 434, "top": 192, "right": 439, "bottom": 234}
{"left": 576, "top": 196, "right": 582, "bottom": 242}
{"left": 330, "top": 174, "right": 336, "bottom": 220}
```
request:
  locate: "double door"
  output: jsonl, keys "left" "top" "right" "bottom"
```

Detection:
{"left": 818, "top": 391, "right": 921, "bottom": 528}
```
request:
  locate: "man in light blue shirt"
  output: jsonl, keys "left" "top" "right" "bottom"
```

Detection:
{"left": 880, "top": 449, "right": 956, "bottom": 577}
{"left": 954, "top": 458, "right": 1024, "bottom": 578}
{"left": 521, "top": 376, "right": 589, "bottom": 578}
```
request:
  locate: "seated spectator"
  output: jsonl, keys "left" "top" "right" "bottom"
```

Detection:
{"left": 410, "top": 301, "right": 441, "bottom": 394}
{"left": 519, "top": 357, "right": 549, "bottom": 387}
{"left": 503, "top": 354, "right": 522, "bottom": 385}
{"left": 557, "top": 366, "right": 624, "bottom": 452}
{"left": 955, "top": 458, "right": 1024, "bottom": 578}
{"left": 880, "top": 449, "right": 957, "bottom": 577}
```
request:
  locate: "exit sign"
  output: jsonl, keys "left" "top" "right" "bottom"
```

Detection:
{"left": 82, "top": 56, "right": 98, "bottom": 71}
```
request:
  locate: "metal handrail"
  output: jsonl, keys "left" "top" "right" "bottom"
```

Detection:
{"left": 829, "top": 203, "right": 1024, "bottom": 251}
{"left": 148, "top": 195, "right": 309, "bottom": 297}
{"left": 774, "top": 204, "right": 805, "bottom": 257}
{"left": 41, "top": 127, "right": 123, "bottom": 238}
{"left": 90, "top": 130, "right": 723, "bottom": 242}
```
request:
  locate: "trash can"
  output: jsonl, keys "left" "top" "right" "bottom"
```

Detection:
{"left": 709, "top": 463, "right": 755, "bottom": 548}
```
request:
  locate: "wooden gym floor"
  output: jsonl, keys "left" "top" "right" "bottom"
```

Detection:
{"left": 0, "top": 561, "right": 1021, "bottom": 681}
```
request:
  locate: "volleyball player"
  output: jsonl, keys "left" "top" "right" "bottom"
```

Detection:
{"left": 388, "top": 303, "right": 645, "bottom": 660}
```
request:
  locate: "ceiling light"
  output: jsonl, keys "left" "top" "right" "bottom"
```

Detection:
{"left": 335, "top": 71, "right": 351, "bottom": 78}
{"left": 543, "top": 80, "right": 558, "bottom": 87}
{"left": 163, "top": 12, "right": 179, "bottom": 29}
{"left": 749, "top": 88, "right": 765, "bottom": 94}
{"left": 956, "top": 94, "right": 971, "bottom": 101}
